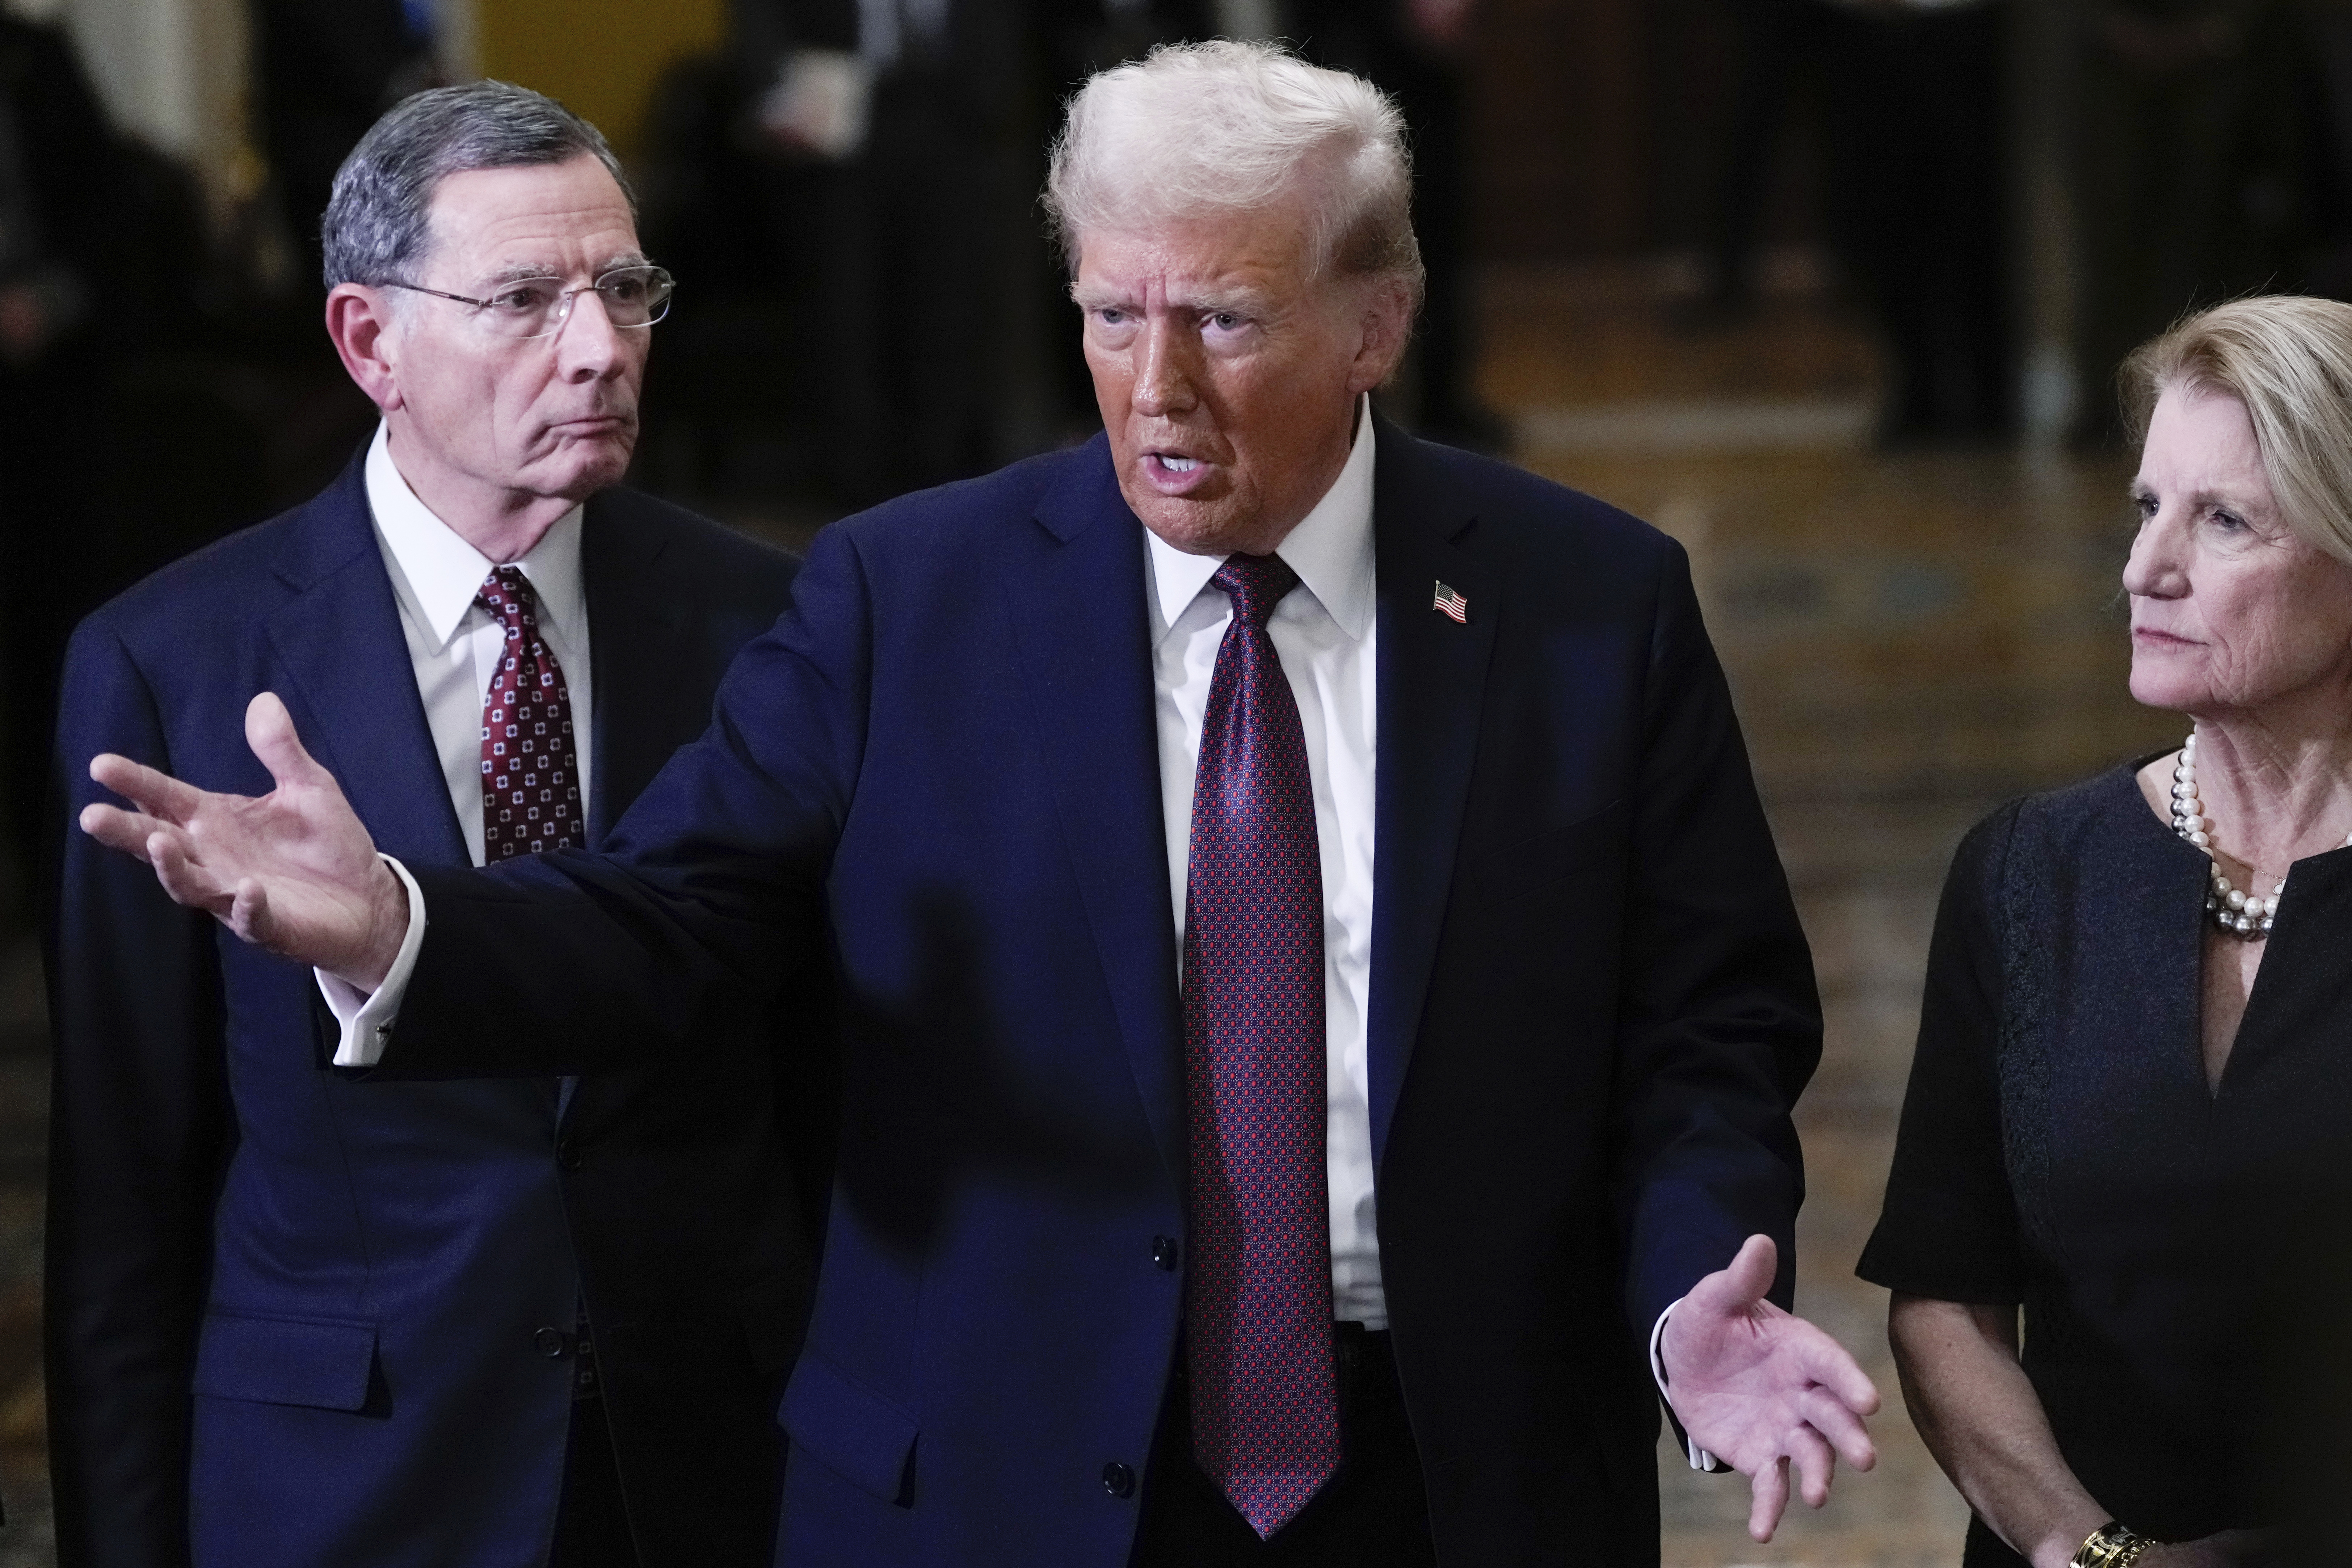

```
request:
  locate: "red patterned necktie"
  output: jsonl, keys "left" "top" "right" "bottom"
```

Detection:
{"left": 1182, "top": 550, "right": 1340, "bottom": 1538}
{"left": 476, "top": 566, "right": 583, "bottom": 861}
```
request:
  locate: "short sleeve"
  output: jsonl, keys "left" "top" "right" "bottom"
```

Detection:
{"left": 1856, "top": 804, "right": 2028, "bottom": 1304}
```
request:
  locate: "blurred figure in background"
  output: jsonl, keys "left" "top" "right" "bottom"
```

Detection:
{"left": 732, "top": 0, "right": 1035, "bottom": 505}
{"left": 1699, "top": 0, "right": 1842, "bottom": 322}
{"left": 2073, "top": 0, "right": 2309, "bottom": 443}
{"left": 252, "top": 0, "right": 440, "bottom": 279}
{"left": 1832, "top": 0, "right": 2012, "bottom": 442}
{"left": 1699, "top": 0, "right": 2011, "bottom": 442}
{"left": 0, "top": 15, "right": 132, "bottom": 920}
{"left": 1288, "top": 0, "right": 1507, "bottom": 452}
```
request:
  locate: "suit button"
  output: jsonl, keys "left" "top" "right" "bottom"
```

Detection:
{"left": 533, "top": 1326, "right": 567, "bottom": 1358}
{"left": 1101, "top": 1461, "right": 1135, "bottom": 1498}
{"left": 1150, "top": 1236, "right": 1179, "bottom": 1271}
{"left": 556, "top": 1139, "right": 582, "bottom": 1172}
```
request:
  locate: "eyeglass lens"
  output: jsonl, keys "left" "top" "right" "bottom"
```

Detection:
{"left": 483, "top": 268, "right": 674, "bottom": 338}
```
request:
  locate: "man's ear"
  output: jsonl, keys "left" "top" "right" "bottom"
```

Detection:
{"left": 325, "top": 284, "right": 405, "bottom": 413}
{"left": 1346, "top": 276, "right": 1418, "bottom": 395}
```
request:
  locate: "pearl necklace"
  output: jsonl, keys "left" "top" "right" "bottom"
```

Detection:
{"left": 2170, "top": 730, "right": 2352, "bottom": 939}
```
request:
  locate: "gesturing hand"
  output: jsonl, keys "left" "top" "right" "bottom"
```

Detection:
{"left": 80, "top": 691, "right": 408, "bottom": 988}
{"left": 1660, "top": 1234, "right": 1881, "bottom": 1543}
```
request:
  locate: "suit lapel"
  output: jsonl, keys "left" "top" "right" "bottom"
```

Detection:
{"left": 264, "top": 451, "right": 470, "bottom": 871}
{"left": 1367, "top": 420, "right": 1498, "bottom": 1168}
{"left": 1003, "top": 441, "right": 1187, "bottom": 1186}
{"left": 580, "top": 495, "right": 686, "bottom": 844}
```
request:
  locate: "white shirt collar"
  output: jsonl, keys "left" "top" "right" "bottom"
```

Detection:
{"left": 363, "top": 421, "right": 586, "bottom": 654}
{"left": 1145, "top": 396, "right": 1377, "bottom": 643}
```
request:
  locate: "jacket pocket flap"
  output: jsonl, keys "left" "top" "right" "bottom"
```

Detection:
{"left": 780, "top": 1350, "right": 917, "bottom": 1505}
{"left": 193, "top": 1312, "right": 377, "bottom": 1411}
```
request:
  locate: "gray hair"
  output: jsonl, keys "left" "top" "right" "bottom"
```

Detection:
{"left": 2124, "top": 296, "right": 2352, "bottom": 568}
{"left": 321, "top": 80, "right": 633, "bottom": 290}
{"left": 1043, "top": 39, "right": 1423, "bottom": 303}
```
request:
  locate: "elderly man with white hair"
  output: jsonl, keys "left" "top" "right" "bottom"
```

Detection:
{"left": 79, "top": 41, "right": 1878, "bottom": 1567}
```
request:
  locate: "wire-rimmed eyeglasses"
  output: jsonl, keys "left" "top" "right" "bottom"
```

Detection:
{"left": 380, "top": 265, "right": 675, "bottom": 340}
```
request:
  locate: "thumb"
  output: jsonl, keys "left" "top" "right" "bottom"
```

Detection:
{"left": 245, "top": 692, "right": 324, "bottom": 792}
{"left": 1691, "top": 1233, "right": 1779, "bottom": 1317}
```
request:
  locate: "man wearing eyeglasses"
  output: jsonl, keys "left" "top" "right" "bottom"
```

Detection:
{"left": 42, "top": 81, "right": 828, "bottom": 1568}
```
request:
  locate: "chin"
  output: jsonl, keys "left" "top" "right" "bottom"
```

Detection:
{"left": 2128, "top": 671, "right": 2203, "bottom": 715}
{"left": 1126, "top": 493, "right": 1240, "bottom": 556}
{"left": 548, "top": 439, "right": 635, "bottom": 499}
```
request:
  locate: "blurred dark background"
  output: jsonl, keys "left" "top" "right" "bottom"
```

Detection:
{"left": 0, "top": 0, "right": 2335, "bottom": 1560}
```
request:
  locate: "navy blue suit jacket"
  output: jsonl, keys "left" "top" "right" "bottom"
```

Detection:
{"left": 44, "top": 452, "right": 827, "bottom": 1568}
{"left": 385, "top": 419, "right": 1822, "bottom": 1566}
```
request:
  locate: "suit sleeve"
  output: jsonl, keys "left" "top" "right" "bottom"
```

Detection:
{"left": 44, "top": 617, "right": 230, "bottom": 1568}
{"left": 374, "top": 522, "right": 872, "bottom": 1077}
{"left": 1607, "top": 542, "right": 1821, "bottom": 1337}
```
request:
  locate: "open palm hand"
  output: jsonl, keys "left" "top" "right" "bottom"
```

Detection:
{"left": 1662, "top": 1235, "right": 1881, "bottom": 1542}
{"left": 80, "top": 692, "right": 406, "bottom": 986}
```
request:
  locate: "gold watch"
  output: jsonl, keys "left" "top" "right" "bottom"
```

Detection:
{"left": 2070, "top": 1521, "right": 2156, "bottom": 1568}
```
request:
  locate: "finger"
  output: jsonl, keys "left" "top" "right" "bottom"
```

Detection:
{"left": 1791, "top": 1324, "right": 1883, "bottom": 1415}
{"left": 150, "top": 830, "right": 233, "bottom": 917}
{"left": 1747, "top": 1454, "right": 1788, "bottom": 1543}
{"left": 1787, "top": 1422, "right": 1837, "bottom": 1509}
{"left": 89, "top": 752, "right": 207, "bottom": 825}
{"left": 80, "top": 802, "right": 171, "bottom": 862}
{"left": 245, "top": 692, "right": 327, "bottom": 792}
{"left": 1800, "top": 1383, "right": 1878, "bottom": 1469}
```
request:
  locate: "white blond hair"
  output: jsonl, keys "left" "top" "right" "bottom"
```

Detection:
{"left": 2125, "top": 296, "right": 2352, "bottom": 567}
{"left": 1043, "top": 39, "right": 1423, "bottom": 304}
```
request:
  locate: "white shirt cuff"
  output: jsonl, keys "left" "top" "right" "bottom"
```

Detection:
{"left": 1649, "top": 1297, "right": 1722, "bottom": 1472}
{"left": 316, "top": 854, "right": 426, "bottom": 1068}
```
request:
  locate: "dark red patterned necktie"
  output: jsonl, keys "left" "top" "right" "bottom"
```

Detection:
{"left": 1182, "top": 551, "right": 1340, "bottom": 1538}
{"left": 476, "top": 566, "right": 582, "bottom": 861}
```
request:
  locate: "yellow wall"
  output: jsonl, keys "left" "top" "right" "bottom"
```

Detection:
{"left": 475, "top": 0, "right": 728, "bottom": 159}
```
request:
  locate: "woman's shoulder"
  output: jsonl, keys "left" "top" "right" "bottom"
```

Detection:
{"left": 1947, "top": 757, "right": 2169, "bottom": 895}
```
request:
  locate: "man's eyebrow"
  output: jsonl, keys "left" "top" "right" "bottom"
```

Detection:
{"left": 1065, "top": 282, "right": 1275, "bottom": 315}
{"left": 479, "top": 262, "right": 564, "bottom": 286}
{"left": 1175, "top": 285, "right": 1273, "bottom": 316}
{"left": 474, "top": 253, "right": 651, "bottom": 287}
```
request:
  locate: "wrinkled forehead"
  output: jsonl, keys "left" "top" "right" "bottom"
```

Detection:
{"left": 420, "top": 156, "right": 643, "bottom": 281}
{"left": 1069, "top": 197, "right": 1328, "bottom": 307}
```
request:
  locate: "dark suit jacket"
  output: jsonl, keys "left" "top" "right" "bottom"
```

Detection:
{"left": 383, "top": 418, "right": 1821, "bottom": 1566}
{"left": 44, "top": 450, "right": 826, "bottom": 1568}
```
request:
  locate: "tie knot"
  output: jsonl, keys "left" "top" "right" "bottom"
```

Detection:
{"left": 1212, "top": 552, "right": 1299, "bottom": 629}
{"left": 476, "top": 565, "right": 537, "bottom": 629}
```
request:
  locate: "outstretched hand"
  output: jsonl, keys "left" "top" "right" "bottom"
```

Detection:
{"left": 1661, "top": 1234, "right": 1880, "bottom": 1542}
{"left": 80, "top": 692, "right": 407, "bottom": 987}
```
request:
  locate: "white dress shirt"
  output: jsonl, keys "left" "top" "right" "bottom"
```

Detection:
{"left": 1149, "top": 397, "right": 1385, "bottom": 1326}
{"left": 317, "top": 423, "right": 591, "bottom": 1054}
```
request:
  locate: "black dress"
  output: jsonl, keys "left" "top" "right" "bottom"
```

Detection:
{"left": 1858, "top": 760, "right": 2352, "bottom": 1563}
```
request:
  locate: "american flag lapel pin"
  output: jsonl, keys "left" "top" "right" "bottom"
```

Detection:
{"left": 1432, "top": 580, "right": 1469, "bottom": 624}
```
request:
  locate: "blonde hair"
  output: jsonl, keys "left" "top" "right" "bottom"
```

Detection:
{"left": 1042, "top": 39, "right": 1423, "bottom": 306}
{"left": 2124, "top": 296, "right": 2352, "bottom": 567}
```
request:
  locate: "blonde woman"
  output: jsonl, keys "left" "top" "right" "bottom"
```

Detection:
{"left": 1859, "top": 296, "right": 2352, "bottom": 1567}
